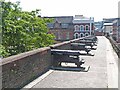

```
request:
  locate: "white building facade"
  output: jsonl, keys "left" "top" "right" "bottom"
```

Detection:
{"left": 103, "top": 23, "right": 113, "bottom": 36}
{"left": 73, "top": 15, "right": 94, "bottom": 39}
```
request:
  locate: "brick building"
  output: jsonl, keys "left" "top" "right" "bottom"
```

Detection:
{"left": 112, "top": 18, "right": 120, "bottom": 43}
{"left": 44, "top": 15, "right": 95, "bottom": 41}
{"left": 44, "top": 16, "right": 74, "bottom": 41}
{"left": 73, "top": 15, "right": 94, "bottom": 39}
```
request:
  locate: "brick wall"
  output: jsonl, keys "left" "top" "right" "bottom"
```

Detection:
{"left": 1, "top": 36, "right": 89, "bottom": 88}
{"left": 95, "top": 31, "right": 103, "bottom": 36}
{"left": 2, "top": 47, "right": 51, "bottom": 88}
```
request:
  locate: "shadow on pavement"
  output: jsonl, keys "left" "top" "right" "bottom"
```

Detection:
{"left": 50, "top": 66, "right": 90, "bottom": 72}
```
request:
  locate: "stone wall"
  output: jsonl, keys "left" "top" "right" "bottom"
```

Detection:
{"left": 2, "top": 47, "right": 51, "bottom": 88}
{"left": 1, "top": 36, "right": 90, "bottom": 88}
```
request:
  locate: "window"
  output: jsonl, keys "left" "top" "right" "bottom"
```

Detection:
{"left": 61, "top": 23, "right": 68, "bottom": 28}
{"left": 85, "top": 33, "right": 89, "bottom": 36}
{"left": 58, "top": 32, "right": 61, "bottom": 39}
{"left": 74, "top": 33, "right": 79, "bottom": 39}
{"left": 80, "top": 25, "right": 84, "bottom": 31}
{"left": 66, "top": 32, "right": 70, "bottom": 39}
{"left": 80, "top": 33, "right": 84, "bottom": 37}
{"left": 74, "top": 25, "right": 79, "bottom": 30}
{"left": 53, "top": 33, "right": 57, "bottom": 39}
{"left": 47, "top": 23, "right": 54, "bottom": 28}
{"left": 85, "top": 25, "right": 89, "bottom": 31}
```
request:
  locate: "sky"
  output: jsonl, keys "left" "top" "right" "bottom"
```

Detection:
{"left": 6, "top": 0, "right": 120, "bottom": 22}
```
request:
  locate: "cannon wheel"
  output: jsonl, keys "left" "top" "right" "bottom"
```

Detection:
{"left": 87, "top": 51, "right": 89, "bottom": 54}
{"left": 58, "top": 62, "right": 61, "bottom": 66}
{"left": 53, "top": 61, "right": 60, "bottom": 67}
{"left": 91, "top": 45, "right": 93, "bottom": 48}
{"left": 76, "top": 63, "right": 80, "bottom": 67}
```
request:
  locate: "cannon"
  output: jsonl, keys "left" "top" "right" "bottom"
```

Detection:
{"left": 79, "top": 40, "right": 95, "bottom": 48}
{"left": 83, "top": 36, "right": 98, "bottom": 45}
{"left": 71, "top": 43, "right": 91, "bottom": 54}
{"left": 51, "top": 49, "right": 85, "bottom": 67}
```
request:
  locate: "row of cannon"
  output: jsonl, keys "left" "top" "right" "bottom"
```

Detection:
{"left": 51, "top": 36, "right": 98, "bottom": 70}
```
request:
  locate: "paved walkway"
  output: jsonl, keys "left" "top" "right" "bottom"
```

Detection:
{"left": 23, "top": 36, "right": 118, "bottom": 88}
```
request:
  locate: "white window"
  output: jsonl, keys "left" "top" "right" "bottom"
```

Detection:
{"left": 74, "top": 33, "right": 79, "bottom": 39}
{"left": 85, "top": 25, "right": 89, "bottom": 31}
{"left": 74, "top": 25, "right": 79, "bottom": 30}
{"left": 80, "top": 25, "right": 84, "bottom": 31}
{"left": 66, "top": 32, "right": 70, "bottom": 39}
{"left": 58, "top": 32, "right": 61, "bottom": 39}
{"left": 61, "top": 23, "right": 68, "bottom": 28}
{"left": 85, "top": 33, "right": 89, "bottom": 36}
{"left": 80, "top": 33, "right": 84, "bottom": 37}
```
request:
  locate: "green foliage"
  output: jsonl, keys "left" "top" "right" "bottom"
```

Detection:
{"left": 0, "top": 45, "right": 10, "bottom": 58}
{"left": 1, "top": 1, "right": 55, "bottom": 58}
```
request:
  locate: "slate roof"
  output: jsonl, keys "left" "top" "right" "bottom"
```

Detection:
{"left": 103, "top": 18, "right": 118, "bottom": 23}
{"left": 43, "top": 16, "right": 73, "bottom": 29}
{"left": 44, "top": 16, "right": 73, "bottom": 24}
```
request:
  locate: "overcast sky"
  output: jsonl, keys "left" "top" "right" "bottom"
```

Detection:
{"left": 6, "top": 0, "right": 120, "bottom": 22}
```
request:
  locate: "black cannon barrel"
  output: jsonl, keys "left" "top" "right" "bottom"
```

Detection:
{"left": 51, "top": 49, "right": 81, "bottom": 56}
{"left": 79, "top": 40, "right": 94, "bottom": 43}
{"left": 71, "top": 43, "right": 85, "bottom": 46}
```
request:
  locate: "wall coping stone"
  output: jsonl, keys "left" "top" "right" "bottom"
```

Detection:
{"left": 50, "top": 41, "right": 71, "bottom": 49}
{"left": 1, "top": 47, "right": 50, "bottom": 66}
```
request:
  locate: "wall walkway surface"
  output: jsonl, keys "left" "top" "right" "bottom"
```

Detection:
{"left": 25, "top": 36, "right": 118, "bottom": 88}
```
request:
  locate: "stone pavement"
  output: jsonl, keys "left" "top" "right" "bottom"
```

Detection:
{"left": 23, "top": 36, "right": 118, "bottom": 88}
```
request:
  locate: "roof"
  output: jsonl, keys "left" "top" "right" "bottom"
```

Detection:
{"left": 103, "top": 18, "right": 118, "bottom": 23}
{"left": 44, "top": 16, "right": 73, "bottom": 23}
{"left": 74, "top": 15, "right": 94, "bottom": 21}
{"left": 44, "top": 16, "right": 74, "bottom": 29}
{"left": 104, "top": 23, "right": 113, "bottom": 26}
{"left": 73, "top": 15, "right": 94, "bottom": 24}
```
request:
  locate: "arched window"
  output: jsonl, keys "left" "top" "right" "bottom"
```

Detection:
{"left": 80, "top": 33, "right": 84, "bottom": 37}
{"left": 74, "top": 33, "right": 79, "bottom": 39}
{"left": 85, "top": 25, "right": 89, "bottom": 31}
{"left": 85, "top": 33, "right": 89, "bottom": 36}
{"left": 74, "top": 25, "right": 79, "bottom": 30}
{"left": 80, "top": 25, "right": 84, "bottom": 31}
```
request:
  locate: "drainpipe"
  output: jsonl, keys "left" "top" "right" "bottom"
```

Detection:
{"left": 90, "top": 22, "right": 91, "bottom": 35}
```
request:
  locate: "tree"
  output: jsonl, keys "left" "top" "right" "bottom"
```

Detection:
{"left": 1, "top": 1, "right": 55, "bottom": 58}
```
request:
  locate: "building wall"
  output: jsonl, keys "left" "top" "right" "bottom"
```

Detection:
{"left": 104, "top": 25, "right": 113, "bottom": 35}
{"left": 45, "top": 16, "right": 74, "bottom": 41}
{"left": 73, "top": 23, "right": 94, "bottom": 38}
{"left": 48, "top": 29, "right": 74, "bottom": 41}
{"left": 95, "top": 31, "right": 103, "bottom": 36}
{"left": 117, "top": 18, "right": 120, "bottom": 43}
{"left": 45, "top": 15, "right": 94, "bottom": 40}
{"left": 73, "top": 15, "right": 94, "bottom": 39}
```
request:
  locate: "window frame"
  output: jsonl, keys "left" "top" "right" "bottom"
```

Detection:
{"left": 80, "top": 25, "right": 84, "bottom": 31}
{"left": 85, "top": 25, "right": 89, "bottom": 31}
{"left": 74, "top": 25, "right": 79, "bottom": 31}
